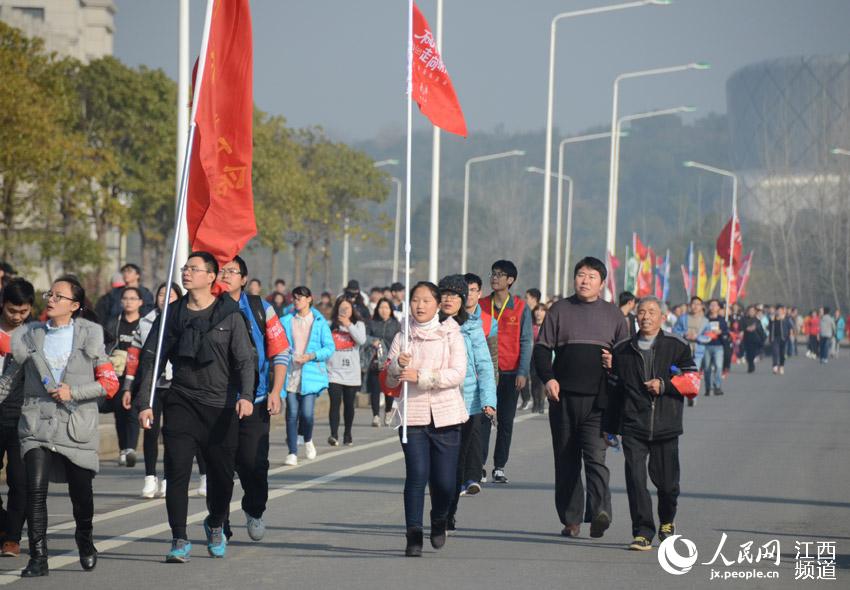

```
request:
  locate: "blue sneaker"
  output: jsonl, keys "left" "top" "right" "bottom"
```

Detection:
{"left": 165, "top": 539, "right": 192, "bottom": 563}
{"left": 204, "top": 517, "right": 227, "bottom": 558}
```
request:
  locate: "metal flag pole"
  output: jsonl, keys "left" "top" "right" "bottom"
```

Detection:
{"left": 401, "top": 0, "right": 414, "bottom": 444}
{"left": 147, "top": 0, "right": 216, "bottom": 413}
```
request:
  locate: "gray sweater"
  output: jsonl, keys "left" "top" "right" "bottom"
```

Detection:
{"left": 326, "top": 321, "right": 367, "bottom": 386}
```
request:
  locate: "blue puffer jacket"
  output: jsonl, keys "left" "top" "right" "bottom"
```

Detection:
{"left": 280, "top": 307, "right": 335, "bottom": 395}
{"left": 459, "top": 316, "right": 497, "bottom": 415}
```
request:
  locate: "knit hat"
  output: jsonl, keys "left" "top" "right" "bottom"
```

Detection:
{"left": 438, "top": 274, "right": 468, "bottom": 301}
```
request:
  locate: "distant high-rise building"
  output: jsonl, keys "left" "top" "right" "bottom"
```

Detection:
{"left": 0, "top": 0, "right": 115, "bottom": 62}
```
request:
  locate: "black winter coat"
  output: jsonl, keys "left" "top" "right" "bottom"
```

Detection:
{"left": 605, "top": 331, "right": 697, "bottom": 441}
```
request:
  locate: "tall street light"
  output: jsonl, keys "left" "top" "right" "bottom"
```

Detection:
{"left": 540, "top": 0, "right": 671, "bottom": 301}
{"left": 527, "top": 167, "right": 572, "bottom": 297}
{"left": 555, "top": 131, "right": 626, "bottom": 296}
{"left": 831, "top": 148, "right": 850, "bottom": 156}
{"left": 605, "top": 62, "right": 710, "bottom": 280}
{"left": 461, "top": 150, "right": 525, "bottom": 273}
{"left": 682, "top": 160, "right": 738, "bottom": 320}
{"left": 373, "top": 159, "right": 400, "bottom": 283}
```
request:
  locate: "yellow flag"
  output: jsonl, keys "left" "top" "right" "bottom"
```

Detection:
{"left": 707, "top": 251, "right": 722, "bottom": 299}
{"left": 697, "top": 252, "right": 708, "bottom": 299}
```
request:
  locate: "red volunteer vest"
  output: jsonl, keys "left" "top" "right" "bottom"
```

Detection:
{"left": 480, "top": 294, "right": 525, "bottom": 373}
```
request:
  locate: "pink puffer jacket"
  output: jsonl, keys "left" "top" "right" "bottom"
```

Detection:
{"left": 386, "top": 317, "right": 469, "bottom": 428}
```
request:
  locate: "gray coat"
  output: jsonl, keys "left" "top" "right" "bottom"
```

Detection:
{"left": 7, "top": 318, "right": 114, "bottom": 478}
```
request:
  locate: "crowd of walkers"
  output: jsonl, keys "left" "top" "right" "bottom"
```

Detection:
{"left": 0, "top": 255, "right": 845, "bottom": 573}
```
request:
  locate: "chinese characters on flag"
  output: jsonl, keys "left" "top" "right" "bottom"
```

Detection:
{"left": 187, "top": 0, "right": 256, "bottom": 266}
{"left": 412, "top": 3, "right": 467, "bottom": 137}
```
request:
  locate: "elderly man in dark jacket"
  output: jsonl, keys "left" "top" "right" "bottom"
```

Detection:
{"left": 605, "top": 295, "right": 698, "bottom": 552}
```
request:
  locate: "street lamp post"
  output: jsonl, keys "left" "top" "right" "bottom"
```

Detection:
{"left": 462, "top": 150, "right": 525, "bottom": 274}
{"left": 540, "top": 0, "right": 671, "bottom": 301}
{"left": 527, "top": 166, "right": 572, "bottom": 297}
{"left": 373, "top": 159, "right": 400, "bottom": 283}
{"left": 682, "top": 160, "right": 738, "bottom": 320}
{"left": 605, "top": 63, "right": 710, "bottom": 281}
{"left": 555, "top": 131, "right": 625, "bottom": 295}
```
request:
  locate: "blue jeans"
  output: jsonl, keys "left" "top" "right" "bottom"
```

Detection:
{"left": 702, "top": 345, "right": 724, "bottom": 392}
{"left": 400, "top": 423, "right": 461, "bottom": 530}
{"left": 819, "top": 338, "right": 831, "bottom": 362}
{"left": 285, "top": 391, "right": 318, "bottom": 454}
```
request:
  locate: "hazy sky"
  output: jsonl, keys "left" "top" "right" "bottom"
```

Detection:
{"left": 114, "top": 0, "right": 850, "bottom": 141}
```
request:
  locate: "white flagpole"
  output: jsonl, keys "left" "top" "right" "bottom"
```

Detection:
{"left": 427, "top": 0, "right": 443, "bottom": 283}
{"left": 147, "top": 0, "right": 216, "bottom": 413}
{"left": 402, "top": 0, "right": 414, "bottom": 444}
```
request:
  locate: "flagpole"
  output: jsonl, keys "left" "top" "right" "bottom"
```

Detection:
{"left": 147, "top": 0, "right": 216, "bottom": 413}
{"left": 726, "top": 177, "right": 738, "bottom": 321}
{"left": 175, "top": 0, "right": 190, "bottom": 277}
{"left": 427, "top": 0, "right": 443, "bottom": 283}
{"left": 402, "top": 0, "right": 414, "bottom": 444}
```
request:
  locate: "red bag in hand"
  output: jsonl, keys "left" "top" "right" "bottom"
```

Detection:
{"left": 671, "top": 371, "right": 700, "bottom": 399}
{"left": 379, "top": 360, "right": 402, "bottom": 398}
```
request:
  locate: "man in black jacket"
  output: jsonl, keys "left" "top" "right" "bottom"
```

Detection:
{"left": 605, "top": 295, "right": 697, "bottom": 552}
{"left": 137, "top": 251, "right": 256, "bottom": 564}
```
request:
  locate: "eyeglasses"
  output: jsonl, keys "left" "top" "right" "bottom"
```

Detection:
{"left": 180, "top": 265, "right": 211, "bottom": 275}
{"left": 441, "top": 292, "right": 462, "bottom": 300}
{"left": 489, "top": 271, "right": 508, "bottom": 279}
{"left": 42, "top": 291, "right": 75, "bottom": 303}
{"left": 218, "top": 268, "right": 242, "bottom": 276}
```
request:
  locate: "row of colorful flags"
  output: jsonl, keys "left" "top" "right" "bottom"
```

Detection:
{"left": 622, "top": 217, "right": 754, "bottom": 305}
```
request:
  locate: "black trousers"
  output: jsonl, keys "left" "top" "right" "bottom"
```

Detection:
{"left": 480, "top": 372, "right": 519, "bottom": 469}
{"left": 114, "top": 385, "right": 139, "bottom": 451}
{"left": 771, "top": 339, "right": 786, "bottom": 367}
{"left": 744, "top": 342, "right": 760, "bottom": 373}
{"left": 622, "top": 435, "right": 680, "bottom": 540}
{"left": 25, "top": 448, "right": 94, "bottom": 550}
{"left": 235, "top": 400, "right": 270, "bottom": 519}
{"left": 162, "top": 392, "right": 238, "bottom": 540}
{"left": 0, "top": 423, "right": 26, "bottom": 542}
{"left": 328, "top": 383, "right": 358, "bottom": 440}
{"left": 548, "top": 394, "right": 611, "bottom": 525}
{"left": 447, "top": 414, "right": 482, "bottom": 521}
{"left": 144, "top": 391, "right": 207, "bottom": 477}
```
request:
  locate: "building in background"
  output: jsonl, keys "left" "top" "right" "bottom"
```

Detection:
{"left": 0, "top": 0, "right": 115, "bottom": 63}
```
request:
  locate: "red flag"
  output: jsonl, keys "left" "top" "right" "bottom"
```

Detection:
{"left": 606, "top": 251, "right": 619, "bottom": 298}
{"left": 633, "top": 234, "right": 648, "bottom": 260}
{"left": 737, "top": 251, "right": 754, "bottom": 300}
{"left": 680, "top": 264, "right": 691, "bottom": 296}
{"left": 716, "top": 216, "right": 742, "bottom": 269}
{"left": 187, "top": 0, "right": 256, "bottom": 266}
{"left": 412, "top": 3, "right": 467, "bottom": 137}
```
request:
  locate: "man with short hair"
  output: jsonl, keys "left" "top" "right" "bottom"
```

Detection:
{"left": 619, "top": 291, "right": 638, "bottom": 337}
{"left": 218, "top": 256, "right": 289, "bottom": 542}
{"left": 605, "top": 296, "right": 698, "bottom": 551}
{"left": 96, "top": 263, "right": 154, "bottom": 321}
{"left": 247, "top": 278, "right": 263, "bottom": 297}
{"left": 137, "top": 251, "right": 257, "bottom": 563}
{"left": 702, "top": 299, "right": 729, "bottom": 395}
{"left": 267, "top": 279, "right": 292, "bottom": 306}
{"left": 533, "top": 257, "right": 629, "bottom": 539}
{"left": 389, "top": 282, "right": 405, "bottom": 315}
{"left": 0, "top": 278, "right": 34, "bottom": 556}
{"left": 479, "top": 260, "right": 532, "bottom": 484}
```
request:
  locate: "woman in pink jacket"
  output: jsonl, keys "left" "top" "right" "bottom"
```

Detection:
{"left": 386, "top": 281, "right": 468, "bottom": 557}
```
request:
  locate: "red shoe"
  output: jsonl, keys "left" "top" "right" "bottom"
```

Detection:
{"left": 1, "top": 541, "right": 20, "bottom": 557}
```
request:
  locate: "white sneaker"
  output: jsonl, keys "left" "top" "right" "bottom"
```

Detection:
{"left": 197, "top": 474, "right": 207, "bottom": 497}
{"left": 284, "top": 453, "right": 298, "bottom": 466}
{"left": 141, "top": 475, "right": 158, "bottom": 498}
{"left": 371, "top": 415, "right": 381, "bottom": 427}
{"left": 384, "top": 413, "right": 393, "bottom": 427}
{"left": 305, "top": 440, "right": 317, "bottom": 460}
{"left": 118, "top": 450, "right": 127, "bottom": 466}
{"left": 157, "top": 479, "right": 167, "bottom": 498}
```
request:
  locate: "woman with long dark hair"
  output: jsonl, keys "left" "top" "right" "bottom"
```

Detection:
{"left": 326, "top": 297, "right": 367, "bottom": 446}
{"left": 385, "top": 281, "right": 468, "bottom": 557}
{"left": 366, "top": 298, "right": 400, "bottom": 426}
{"left": 5, "top": 276, "right": 119, "bottom": 576}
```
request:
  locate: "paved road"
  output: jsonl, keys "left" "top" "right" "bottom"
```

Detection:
{"left": 0, "top": 355, "right": 847, "bottom": 589}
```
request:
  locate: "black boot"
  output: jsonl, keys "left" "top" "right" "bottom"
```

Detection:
{"left": 20, "top": 538, "right": 48, "bottom": 577}
{"left": 405, "top": 527, "right": 423, "bottom": 557}
{"left": 75, "top": 529, "right": 97, "bottom": 571}
{"left": 430, "top": 520, "right": 447, "bottom": 549}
